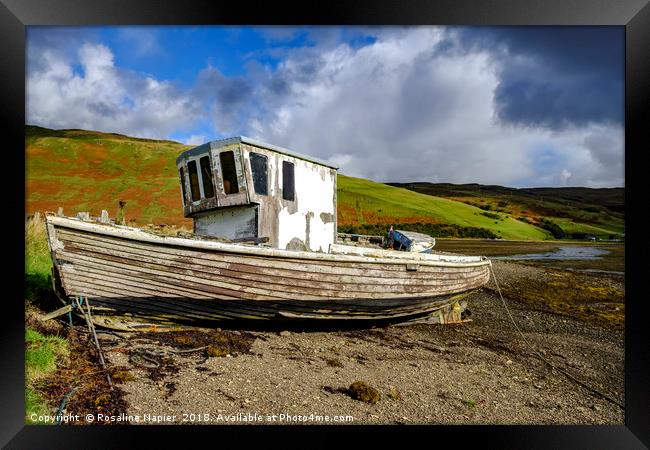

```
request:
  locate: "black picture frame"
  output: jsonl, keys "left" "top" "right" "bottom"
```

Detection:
{"left": 3, "top": 0, "right": 648, "bottom": 447}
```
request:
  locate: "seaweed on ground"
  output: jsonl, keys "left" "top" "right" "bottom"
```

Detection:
{"left": 32, "top": 326, "right": 129, "bottom": 425}
{"left": 137, "top": 329, "right": 256, "bottom": 356}
{"left": 347, "top": 381, "right": 381, "bottom": 404}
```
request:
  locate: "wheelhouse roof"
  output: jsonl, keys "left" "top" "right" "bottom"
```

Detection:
{"left": 176, "top": 136, "right": 339, "bottom": 169}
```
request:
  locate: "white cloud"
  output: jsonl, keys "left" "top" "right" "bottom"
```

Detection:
{"left": 242, "top": 28, "right": 624, "bottom": 188}
{"left": 184, "top": 134, "right": 206, "bottom": 145}
{"left": 27, "top": 27, "right": 624, "bottom": 188}
{"left": 559, "top": 169, "right": 572, "bottom": 185}
{"left": 27, "top": 42, "right": 201, "bottom": 139}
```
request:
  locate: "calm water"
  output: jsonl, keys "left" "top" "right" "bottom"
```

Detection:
{"left": 494, "top": 246, "right": 610, "bottom": 261}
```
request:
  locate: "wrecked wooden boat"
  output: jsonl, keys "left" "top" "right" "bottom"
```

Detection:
{"left": 337, "top": 228, "right": 436, "bottom": 253}
{"left": 45, "top": 136, "right": 491, "bottom": 330}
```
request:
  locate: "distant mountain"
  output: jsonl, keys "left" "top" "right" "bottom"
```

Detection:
{"left": 387, "top": 182, "right": 624, "bottom": 239}
{"left": 388, "top": 182, "right": 623, "bottom": 213}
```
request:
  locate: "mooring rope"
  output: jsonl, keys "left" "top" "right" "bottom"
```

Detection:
{"left": 487, "top": 260, "right": 624, "bottom": 410}
{"left": 55, "top": 386, "right": 78, "bottom": 425}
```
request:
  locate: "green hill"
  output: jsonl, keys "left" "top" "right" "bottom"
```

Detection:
{"left": 337, "top": 175, "right": 550, "bottom": 240}
{"left": 388, "top": 182, "right": 624, "bottom": 239}
{"left": 26, "top": 125, "right": 622, "bottom": 240}
{"left": 26, "top": 125, "right": 192, "bottom": 227}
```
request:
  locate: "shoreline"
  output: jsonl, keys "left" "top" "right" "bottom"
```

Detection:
{"left": 25, "top": 256, "right": 625, "bottom": 426}
{"left": 48, "top": 260, "right": 624, "bottom": 425}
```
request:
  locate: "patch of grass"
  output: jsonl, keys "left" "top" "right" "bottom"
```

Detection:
{"left": 25, "top": 326, "right": 70, "bottom": 424}
{"left": 25, "top": 387, "right": 53, "bottom": 424}
{"left": 25, "top": 214, "right": 51, "bottom": 278}
{"left": 24, "top": 324, "right": 129, "bottom": 423}
{"left": 25, "top": 327, "right": 69, "bottom": 380}
{"left": 461, "top": 399, "right": 476, "bottom": 409}
{"left": 551, "top": 217, "right": 623, "bottom": 238}
{"left": 25, "top": 306, "right": 66, "bottom": 337}
{"left": 25, "top": 214, "right": 62, "bottom": 313}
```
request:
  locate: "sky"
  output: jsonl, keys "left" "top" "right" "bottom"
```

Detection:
{"left": 26, "top": 26, "right": 624, "bottom": 188}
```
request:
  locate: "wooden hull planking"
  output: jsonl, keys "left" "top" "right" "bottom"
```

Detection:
{"left": 46, "top": 216, "right": 491, "bottom": 328}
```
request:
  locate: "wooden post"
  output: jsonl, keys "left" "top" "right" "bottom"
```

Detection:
{"left": 100, "top": 210, "right": 109, "bottom": 223}
{"left": 75, "top": 297, "right": 113, "bottom": 390}
{"left": 40, "top": 304, "right": 73, "bottom": 322}
{"left": 57, "top": 207, "right": 64, "bottom": 217}
{"left": 116, "top": 201, "right": 126, "bottom": 225}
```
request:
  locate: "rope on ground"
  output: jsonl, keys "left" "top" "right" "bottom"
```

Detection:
{"left": 172, "top": 345, "right": 209, "bottom": 354}
{"left": 55, "top": 386, "right": 78, "bottom": 425}
{"left": 488, "top": 260, "right": 624, "bottom": 410}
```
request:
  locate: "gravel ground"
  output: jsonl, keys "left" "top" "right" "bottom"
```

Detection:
{"left": 98, "top": 261, "right": 624, "bottom": 425}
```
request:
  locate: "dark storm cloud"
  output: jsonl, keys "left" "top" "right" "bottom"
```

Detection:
{"left": 194, "top": 67, "right": 253, "bottom": 106}
{"left": 268, "top": 75, "right": 291, "bottom": 96}
{"left": 87, "top": 100, "right": 120, "bottom": 118}
{"left": 192, "top": 67, "right": 255, "bottom": 134}
{"left": 440, "top": 27, "right": 624, "bottom": 130}
{"left": 216, "top": 77, "right": 253, "bottom": 105}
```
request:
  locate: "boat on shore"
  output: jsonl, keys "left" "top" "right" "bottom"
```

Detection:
{"left": 45, "top": 136, "right": 491, "bottom": 330}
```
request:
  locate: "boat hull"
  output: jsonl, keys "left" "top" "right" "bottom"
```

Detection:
{"left": 45, "top": 216, "right": 491, "bottom": 330}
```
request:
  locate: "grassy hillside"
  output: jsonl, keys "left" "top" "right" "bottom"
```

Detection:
{"left": 389, "top": 182, "right": 624, "bottom": 239}
{"left": 26, "top": 125, "right": 192, "bottom": 227}
{"left": 26, "top": 125, "right": 621, "bottom": 241}
{"left": 337, "top": 175, "right": 550, "bottom": 240}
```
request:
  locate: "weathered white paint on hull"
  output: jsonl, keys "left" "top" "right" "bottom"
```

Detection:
{"left": 45, "top": 215, "right": 491, "bottom": 327}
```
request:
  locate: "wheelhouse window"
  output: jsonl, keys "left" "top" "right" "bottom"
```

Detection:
{"left": 199, "top": 155, "right": 215, "bottom": 198}
{"left": 282, "top": 161, "right": 295, "bottom": 201}
{"left": 250, "top": 152, "right": 268, "bottom": 195}
{"left": 187, "top": 160, "right": 201, "bottom": 201}
{"left": 178, "top": 167, "right": 187, "bottom": 204}
{"left": 220, "top": 151, "right": 239, "bottom": 195}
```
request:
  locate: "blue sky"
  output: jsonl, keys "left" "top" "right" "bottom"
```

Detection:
{"left": 26, "top": 26, "right": 623, "bottom": 188}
